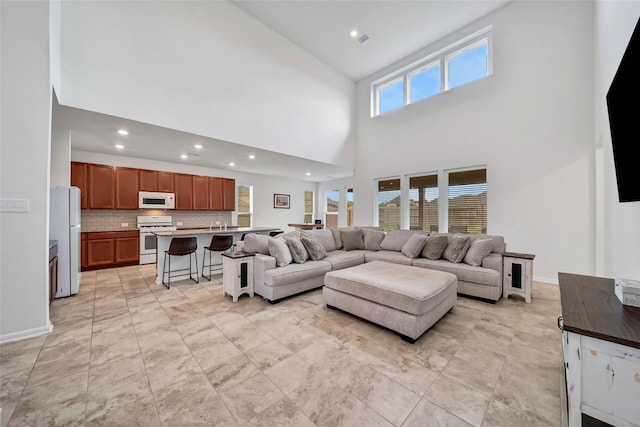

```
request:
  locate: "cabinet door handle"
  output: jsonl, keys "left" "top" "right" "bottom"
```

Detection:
{"left": 557, "top": 316, "right": 564, "bottom": 331}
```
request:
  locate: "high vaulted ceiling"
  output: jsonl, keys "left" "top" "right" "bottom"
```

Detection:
{"left": 231, "top": 0, "right": 512, "bottom": 81}
{"left": 59, "top": 0, "right": 512, "bottom": 181}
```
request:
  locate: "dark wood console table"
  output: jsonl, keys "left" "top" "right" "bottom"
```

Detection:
{"left": 558, "top": 272, "right": 640, "bottom": 426}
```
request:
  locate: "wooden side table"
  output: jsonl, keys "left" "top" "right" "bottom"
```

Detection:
{"left": 222, "top": 252, "right": 254, "bottom": 302}
{"left": 503, "top": 251, "right": 535, "bottom": 303}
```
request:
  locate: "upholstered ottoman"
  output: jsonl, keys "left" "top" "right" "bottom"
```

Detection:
{"left": 323, "top": 261, "right": 457, "bottom": 343}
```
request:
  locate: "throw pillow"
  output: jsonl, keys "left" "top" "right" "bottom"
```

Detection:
{"left": 243, "top": 233, "right": 270, "bottom": 255}
{"left": 421, "top": 234, "right": 449, "bottom": 260}
{"left": 286, "top": 237, "right": 309, "bottom": 264}
{"left": 401, "top": 234, "right": 429, "bottom": 259}
{"left": 341, "top": 228, "right": 364, "bottom": 251}
{"left": 442, "top": 235, "right": 471, "bottom": 263}
{"left": 301, "top": 229, "right": 337, "bottom": 252}
{"left": 301, "top": 236, "right": 328, "bottom": 260}
{"left": 380, "top": 230, "right": 424, "bottom": 252}
{"left": 267, "top": 238, "right": 292, "bottom": 267}
{"left": 362, "top": 228, "right": 385, "bottom": 251}
{"left": 463, "top": 238, "right": 494, "bottom": 267}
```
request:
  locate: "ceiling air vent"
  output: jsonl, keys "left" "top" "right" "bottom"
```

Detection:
{"left": 358, "top": 34, "right": 369, "bottom": 44}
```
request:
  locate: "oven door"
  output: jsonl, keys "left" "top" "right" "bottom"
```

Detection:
{"left": 139, "top": 230, "right": 158, "bottom": 264}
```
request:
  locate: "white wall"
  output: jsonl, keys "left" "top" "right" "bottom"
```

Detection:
{"left": 50, "top": 92, "right": 71, "bottom": 187}
{"left": 354, "top": 1, "right": 594, "bottom": 283}
{"left": 1, "top": 0, "right": 53, "bottom": 342}
{"left": 71, "top": 151, "right": 318, "bottom": 233}
{"left": 59, "top": 0, "right": 355, "bottom": 168}
{"left": 594, "top": 2, "right": 640, "bottom": 280}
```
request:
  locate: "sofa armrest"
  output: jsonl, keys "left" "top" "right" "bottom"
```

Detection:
{"left": 482, "top": 253, "right": 503, "bottom": 273}
{"left": 253, "top": 253, "right": 276, "bottom": 295}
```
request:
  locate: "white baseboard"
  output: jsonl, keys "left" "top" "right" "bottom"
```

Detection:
{"left": 534, "top": 275, "right": 559, "bottom": 285}
{"left": 0, "top": 322, "right": 52, "bottom": 344}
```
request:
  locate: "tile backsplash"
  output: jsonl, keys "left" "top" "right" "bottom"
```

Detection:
{"left": 81, "top": 210, "right": 233, "bottom": 232}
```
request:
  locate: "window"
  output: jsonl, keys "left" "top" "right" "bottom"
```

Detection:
{"left": 408, "top": 174, "right": 438, "bottom": 232}
{"left": 325, "top": 190, "right": 339, "bottom": 228}
{"left": 447, "top": 168, "right": 486, "bottom": 234}
{"left": 371, "top": 26, "right": 492, "bottom": 116}
{"left": 376, "top": 178, "right": 401, "bottom": 231}
{"left": 346, "top": 188, "right": 354, "bottom": 227}
{"left": 237, "top": 184, "right": 252, "bottom": 227}
{"left": 304, "top": 191, "right": 314, "bottom": 224}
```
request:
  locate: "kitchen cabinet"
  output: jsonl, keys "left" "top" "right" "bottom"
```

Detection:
{"left": 139, "top": 169, "right": 158, "bottom": 191}
{"left": 71, "top": 162, "right": 88, "bottom": 209}
{"left": 174, "top": 173, "right": 193, "bottom": 210}
{"left": 158, "top": 171, "right": 175, "bottom": 192}
{"left": 223, "top": 178, "right": 236, "bottom": 211}
{"left": 88, "top": 164, "right": 115, "bottom": 209}
{"left": 192, "top": 175, "right": 209, "bottom": 210}
{"left": 208, "top": 177, "right": 223, "bottom": 211}
{"left": 115, "top": 167, "right": 139, "bottom": 209}
{"left": 84, "top": 231, "right": 139, "bottom": 270}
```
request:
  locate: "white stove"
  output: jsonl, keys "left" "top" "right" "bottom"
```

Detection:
{"left": 137, "top": 215, "right": 177, "bottom": 265}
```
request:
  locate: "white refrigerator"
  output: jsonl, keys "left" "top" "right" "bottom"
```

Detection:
{"left": 50, "top": 186, "right": 81, "bottom": 297}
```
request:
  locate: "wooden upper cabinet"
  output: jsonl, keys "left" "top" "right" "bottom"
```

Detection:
{"left": 158, "top": 171, "right": 175, "bottom": 193}
{"left": 223, "top": 178, "right": 236, "bottom": 211}
{"left": 70, "top": 162, "right": 88, "bottom": 209}
{"left": 115, "top": 167, "right": 139, "bottom": 209}
{"left": 208, "top": 177, "right": 223, "bottom": 211}
{"left": 139, "top": 169, "right": 158, "bottom": 192}
{"left": 88, "top": 164, "right": 115, "bottom": 209}
{"left": 192, "top": 175, "right": 209, "bottom": 210}
{"left": 174, "top": 173, "right": 193, "bottom": 210}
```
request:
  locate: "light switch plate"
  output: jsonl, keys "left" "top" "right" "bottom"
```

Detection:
{"left": 0, "top": 198, "right": 30, "bottom": 212}
{"left": 121, "top": 223, "right": 128, "bottom": 227}
{"left": 177, "top": 222, "right": 183, "bottom": 226}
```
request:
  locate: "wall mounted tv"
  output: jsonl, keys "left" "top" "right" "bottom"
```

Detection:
{"left": 606, "top": 16, "right": 640, "bottom": 202}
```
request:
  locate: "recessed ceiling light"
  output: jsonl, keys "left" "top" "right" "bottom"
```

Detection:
{"left": 350, "top": 30, "right": 358, "bottom": 37}
{"left": 180, "top": 154, "right": 188, "bottom": 159}
{"left": 229, "top": 162, "right": 235, "bottom": 167}
{"left": 306, "top": 172, "right": 311, "bottom": 176}
{"left": 115, "top": 144, "right": 124, "bottom": 150}
{"left": 194, "top": 144, "right": 203, "bottom": 149}
{"left": 117, "top": 129, "right": 129, "bottom": 136}
{"left": 248, "top": 154, "right": 255, "bottom": 159}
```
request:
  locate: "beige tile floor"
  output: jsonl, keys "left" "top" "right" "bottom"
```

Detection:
{"left": 1, "top": 264, "right": 566, "bottom": 426}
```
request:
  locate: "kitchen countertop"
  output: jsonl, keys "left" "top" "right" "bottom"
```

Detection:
{"left": 152, "top": 226, "right": 280, "bottom": 236}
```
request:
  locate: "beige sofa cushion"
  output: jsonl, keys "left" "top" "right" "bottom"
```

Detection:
{"left": 362, "top": 228, "right": 385, "bottom": 251}
{"left": 463, "top": 238, "right": 494, "bottom": 267}
{"left": 412, "top": 258, "right": 500, "bottom": 287}
{"left": 268, "top": 238, "right": 292, "bottom": 267}
{"left": 422, "top": 234, "right": 448, "bottom": 260}
{"left": 243, "top": 233, "right": 271, "bottom": 255}
{"left": 379, "top": 230, "right": 426, "bottom": 252}
{"left": 300, "top": 235, "right": 328, "bottom": 261}
{"left": 323, "top": 250, "right": 366, "bottom": 270}
{"left": 286, "top": 237, "right": 309, "bottom": 264}
{"left": 265, "top": 261, "right": 332, "bottom": 287}
{"left": 442, "top": 234, "right": 471, "bottom": 263}
{"left": 401, "top": 234, "right": 429, "bottom": 258}
{"left": 342, "top": 229, "right": 365, "bottom": 250}
{"left": 365, "top": 250, "right": 413, "bottom": 265}
{"left": 301, "top": 229, "right": 337, "bottom": 252}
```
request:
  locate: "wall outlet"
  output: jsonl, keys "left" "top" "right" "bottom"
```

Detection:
{"left": 121, "top": 222, "right": 128, "bottom": 227}
{"left": 0, "top": 198, "right": 29, "bottom": 212}
{"left": 177, "top": 222, "right": 183, "bottom": 226}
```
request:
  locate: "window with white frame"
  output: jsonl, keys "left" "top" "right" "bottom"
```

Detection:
{"left": 325, "top": 190, "right": 339, "bottom": 228}
{"left": 372, "top": 26, "right": 492, "bottom": 117}
{"left": 376, "top": 178, "right": 401, "bottom": 231}
{"left": 346, "top": 188, "right": 354, "bottom": 227}
{"left": 447, "top": 168, "right": 487, "bottom": 234}
{"left": 304, "top": 191, "right": 314, "bottom": 224}
{"left": 237, "top": 184, "right": 252, "bottom": 227}
{"left": 408, "top": 174, "right": 439, "bottom": 232}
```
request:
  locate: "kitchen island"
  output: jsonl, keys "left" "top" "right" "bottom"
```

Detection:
{"left": 152, "top": 227, "right": 279, "bottom": 285}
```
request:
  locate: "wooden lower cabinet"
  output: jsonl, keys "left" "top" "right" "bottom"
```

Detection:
{"left": 83, "top": 231, "right": 139, "bottom": 270}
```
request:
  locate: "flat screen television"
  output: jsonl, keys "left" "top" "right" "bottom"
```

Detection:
{"left": 606, "top": 17, "right": 640, "bottom": 202}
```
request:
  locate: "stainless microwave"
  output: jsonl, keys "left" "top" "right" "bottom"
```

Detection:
{"left": 139, "top": 191, "right": 175, "bottom": 209}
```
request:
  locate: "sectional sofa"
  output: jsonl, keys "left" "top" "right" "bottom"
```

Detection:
{"left": 241, "top": 227, "right": 506, "bottom": 304}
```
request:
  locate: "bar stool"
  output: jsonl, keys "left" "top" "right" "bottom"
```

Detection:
{"left": 202, "top": 234, "right": 234, "bottom": 281}
{"left": 162, "top": 237, "right": 198, "bottom": 289}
